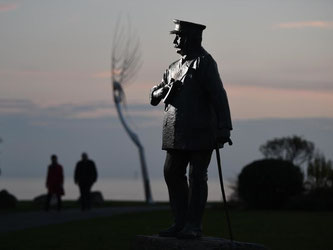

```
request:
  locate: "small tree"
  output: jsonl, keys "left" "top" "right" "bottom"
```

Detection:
{"left": 259, "top": 135, "right": 315, "bottom": 167}
{"left": 307, "top": 153, "right": 333, "bottom": 190}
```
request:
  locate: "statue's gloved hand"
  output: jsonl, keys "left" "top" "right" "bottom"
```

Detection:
{"left": 216, "top": 129, "right": 233, "bottom": 148}
{"left": 150, "top": 84, "right": 169, "bottom": 106}
{"left": 152, "top": 86, "right": 169, "bottom": 99}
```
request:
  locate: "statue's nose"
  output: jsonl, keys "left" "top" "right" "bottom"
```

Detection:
{"left": 173, "top": 36, "right": 178, "bottom": 44}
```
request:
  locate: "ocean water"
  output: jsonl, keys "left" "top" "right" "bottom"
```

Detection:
{"left": 0, "top": 177, "right": 234, "bottom": 201}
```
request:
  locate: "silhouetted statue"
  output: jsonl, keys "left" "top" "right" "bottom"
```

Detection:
{"left": 150, "top": 19, "right": 232, "bottom": 239}
{"left": 45, "top": 154, "right": 64, "bottom": 211}
{"left": 74, "top": 152, "right": 98, "bottom": 210}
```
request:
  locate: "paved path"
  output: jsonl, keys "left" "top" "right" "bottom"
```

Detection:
{"left": 0, "top": 206, "right": 168, "bottom": 233}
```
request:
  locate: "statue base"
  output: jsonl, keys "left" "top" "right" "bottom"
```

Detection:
{"left": 132, "top": 235, "right": 269, "bottom": 250}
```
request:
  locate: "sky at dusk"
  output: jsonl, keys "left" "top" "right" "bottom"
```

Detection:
{"left": 1, "top": 0, "right": 332, "bottom": 118}
{"left": 0, "top": 0, "right": 333, "bottom": 198}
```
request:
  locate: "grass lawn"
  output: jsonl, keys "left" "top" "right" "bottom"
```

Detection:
{"left": 1, "top": 205, "right": 332, "bottom": 250}
{"left": 0, "top": 200, "right": 160, "bottom": 214}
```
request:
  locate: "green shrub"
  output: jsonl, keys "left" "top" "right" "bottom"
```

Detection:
{"left": 238, "top": 159, "right": 303, "bottom": 209}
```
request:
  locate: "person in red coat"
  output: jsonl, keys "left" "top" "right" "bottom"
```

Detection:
{"left": 45, "top": 154, "right": 64, "bottom": 211}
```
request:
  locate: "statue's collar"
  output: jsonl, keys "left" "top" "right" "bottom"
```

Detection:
{"left": 180, "top": 47, "right": 205, "bottom": 64}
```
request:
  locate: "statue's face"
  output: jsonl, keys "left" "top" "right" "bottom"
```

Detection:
{"left": 173, "top": 34, "right": 188, "bottom": 56}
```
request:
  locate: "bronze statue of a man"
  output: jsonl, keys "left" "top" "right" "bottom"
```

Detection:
{"left": 150, "top": 19, "right": 232, "bottom": 239}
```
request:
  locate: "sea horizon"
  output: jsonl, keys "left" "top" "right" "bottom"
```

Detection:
{"left": 0, "top": 177, "right": 234, "bottom": 202}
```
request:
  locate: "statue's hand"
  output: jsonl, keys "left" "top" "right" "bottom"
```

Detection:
{"left": 153, "top": 86, "right": 169, "bottom": 99}
{"left": 216, "top": 129, "right": 232, "bottom": 148}
{"left": 150, "top": 84, "right": 169, "bottom": 106}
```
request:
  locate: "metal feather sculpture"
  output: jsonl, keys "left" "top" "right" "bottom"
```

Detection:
{"left": 111, "top": 18, "right": 153, "bottom": 204}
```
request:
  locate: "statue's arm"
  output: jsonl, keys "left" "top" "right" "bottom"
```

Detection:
{"left": 202, "top": 56, "right": 233, "bottom": 135}
{"left": 150, "top": 71, "right": 170, "bottom": 106}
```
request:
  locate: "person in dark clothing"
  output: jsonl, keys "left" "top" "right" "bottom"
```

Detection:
{"left": 74, "top": 152, "right": 97, "bottom": 210}
{"left": 150, "top": 20, "right": 232, "bottom": 239}
{"left": 45, "top": 154, "right": 64, "bottom": 211}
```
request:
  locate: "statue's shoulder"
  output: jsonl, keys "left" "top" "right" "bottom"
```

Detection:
{"left": 195, "top": 49, "right": 219, "bottom": 71}
{"left": 198, "top": 48, "right": 215, "bottom": 64}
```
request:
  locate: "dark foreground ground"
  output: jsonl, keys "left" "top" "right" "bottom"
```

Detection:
{"left": 0, "top": 201, "right": 332, "bottom": 250}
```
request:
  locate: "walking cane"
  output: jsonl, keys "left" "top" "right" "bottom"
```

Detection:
{"left": 215, "top": 139, "right": 234, "bottom": 242}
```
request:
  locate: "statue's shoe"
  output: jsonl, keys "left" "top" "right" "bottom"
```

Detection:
{"left": 158, "top": 225, "right": 183, "bottom": 237}
{"left": 177, "top": 227, "right": 202, "bottom": 239}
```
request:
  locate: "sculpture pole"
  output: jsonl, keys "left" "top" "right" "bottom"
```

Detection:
{"left": 113, "top": 83, "right": 153, "bottom": 204}
{"left": 111, "top": 18, "right": 153, "bottom": 204}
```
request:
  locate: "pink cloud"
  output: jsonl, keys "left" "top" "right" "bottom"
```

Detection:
{"left": 0, "top": 69, "right": 90, "bottom": 81}
{"left": 91, "top": 71, "right": 112, "bottom": 79}
{"left": 275, "top": 21, "right": 333, "bottom": 29}
{"left": 91, "top": 69, "right": 122, "bottom": 79}
{"left": 228, "top": 85, "right": 333, "bottom": 119}
{"left": 0, "top": 3, "right": 19, "bottom": 12}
